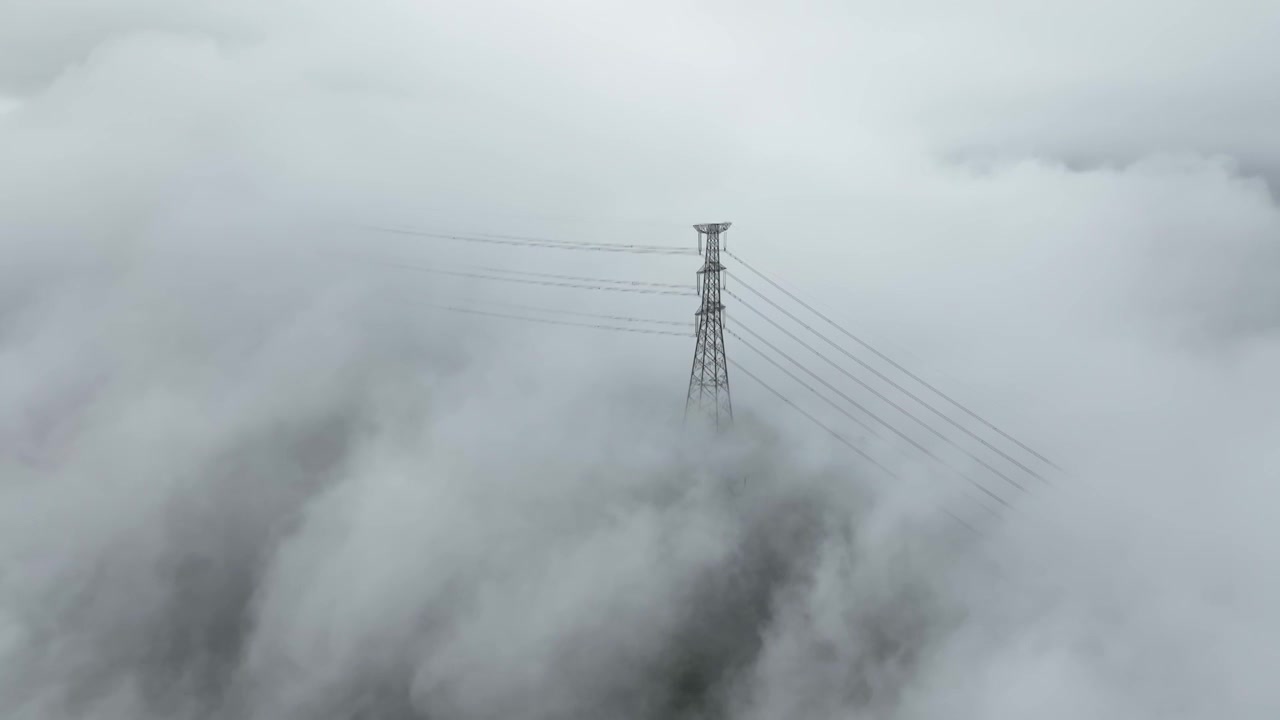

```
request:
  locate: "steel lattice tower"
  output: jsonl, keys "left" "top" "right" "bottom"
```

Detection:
{"left": 685, "top": 222, "right": 733, "bottom": 428}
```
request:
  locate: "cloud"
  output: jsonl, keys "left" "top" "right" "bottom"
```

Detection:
{"left": 1, "top": 1, "right": 1277, "bottom": 718}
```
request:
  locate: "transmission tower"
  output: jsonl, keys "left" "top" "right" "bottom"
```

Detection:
{"left": 685, "top": 222, "right": 733, "bottom": 428}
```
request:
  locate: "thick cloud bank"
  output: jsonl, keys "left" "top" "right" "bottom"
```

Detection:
{"left": 1, "top": 1, "right": 1278, "bottom": 718}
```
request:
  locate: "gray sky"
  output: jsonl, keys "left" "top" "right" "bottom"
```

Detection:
{"left": 1, "top": 2, "right": 1278, "bottom": 718}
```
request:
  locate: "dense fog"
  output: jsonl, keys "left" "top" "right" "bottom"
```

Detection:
{"left": 2, "top": 2, "right": 1278, "bottom": 718}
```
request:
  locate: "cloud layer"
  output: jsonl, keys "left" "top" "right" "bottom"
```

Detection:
{"left": 1, "top": 1, "right": 1278, "bottom": 718}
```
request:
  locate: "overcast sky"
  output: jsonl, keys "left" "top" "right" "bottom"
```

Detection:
{"left": 1, "top": 2, "right": 1278, "bottom": 719}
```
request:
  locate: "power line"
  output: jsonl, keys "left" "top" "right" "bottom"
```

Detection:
{"left": 400, "top": 279, "right": 986, "bottom": 530}
{"left": 453, "top": 263, "right": 692, "bottom": 290}
{"left": 731, "top": 328, "right": 1002, "bottom": 516}
{"left": 363, "top": 257, "right": 697, "bottom": 296}
{"left": 730, "top": 361, "right": 895, "bottom": 477}
{"left": 726, "top": 282, "right": 1039, "bottom": 487}
{"left": 426, "top": 300, "right": 983, "bottom": 528}
{"left": 363, "top": 225, "right": 696, "bottom": 255}
{"left": 731, "top": 361, "right": 983, "bottom": 534}
{"left": 732, "top": 288, "right": 1029, "bottom": 489}
{"left": 463, "top": 298, "right": 691, "bottom": 327}
{"left": 727, "top": 249, "right": 1060, "bottom": 474}
{"left": 730, "top": 329, "right": 879, "bottom": 438}
{"left": 459, "top": 228, "right": 685, "bottom": 248}
{"left": 731, "top": 325, "right": 1011, "bottom": 510}
{"left": 424, "top": 304, "right": 690, "bottom": 336}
